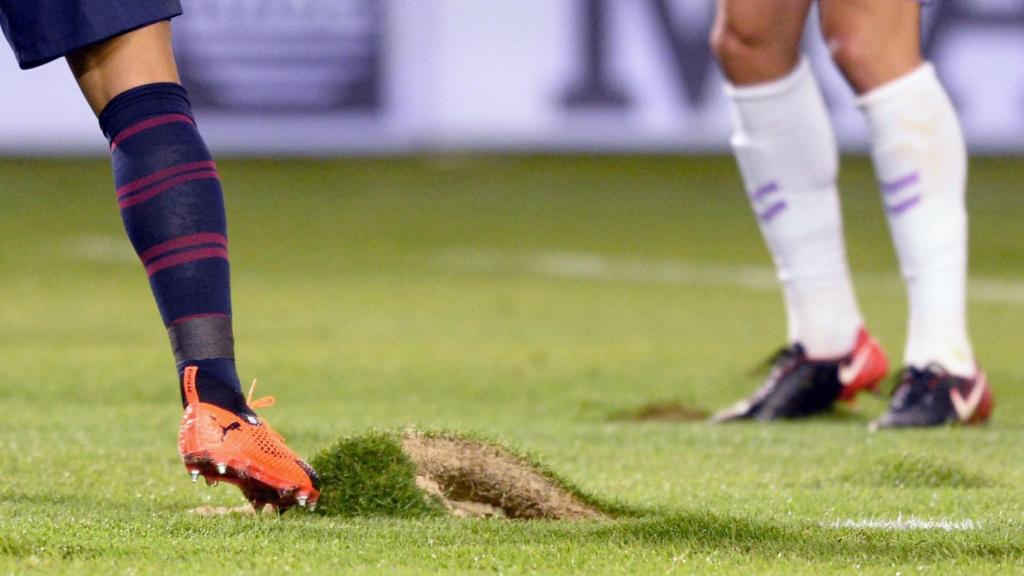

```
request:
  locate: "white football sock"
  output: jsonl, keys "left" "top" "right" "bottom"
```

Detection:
{"left": 858, "top": 63, "right": 975, "bottom": 376}
{"left": 726, "top": 58, "right": 862, "bottom": 358}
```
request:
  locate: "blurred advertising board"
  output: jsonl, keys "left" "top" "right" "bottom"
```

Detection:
{"left": 1, "top": 0, "right": 1023, "bottom": 154}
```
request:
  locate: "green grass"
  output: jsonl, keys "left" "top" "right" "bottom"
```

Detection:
{"left": 312, "top": 431, "right": 446, "bottom": 518}
{"left": 1, "top": 156, "right": 1022, "bottom": 574}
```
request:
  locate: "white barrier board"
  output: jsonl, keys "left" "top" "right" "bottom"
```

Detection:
{"left": 1, "top": 0, "right": 1022, "bottom": 154}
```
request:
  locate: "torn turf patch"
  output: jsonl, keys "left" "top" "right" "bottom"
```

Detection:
{"left": 311, "top": 430, "right": 608, "bottom": 520}
{"left": 839, "top": 454, "right": 993, "bottom": 489}
{"left": 609, "top": 401, "right": 709, "bottom": 422}
{"left": 310, "top": 431, "right": 444, "bottom": 518}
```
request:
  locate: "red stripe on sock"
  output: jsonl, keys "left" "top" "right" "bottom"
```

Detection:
{"left": 139, "top": 232, "right": 228, "bottom": 264}
{"left": 169, "top": 312, "right": 230, "bottom": 326}
{"left": 145, "top": 247, "right": 229, "bottom": 276}
{"left": 111, "top": 114, "right": 195, "bottom": 150}
{"left": 117, "top": 161, "right": 216, "bottom": 199}
{"left": 118, "top": 170, "right": 219, "bottom": 209}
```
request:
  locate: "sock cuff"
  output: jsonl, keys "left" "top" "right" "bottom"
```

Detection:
{"left": 724, "top": 57, "right": 813, "bottom": 101}
{"left": 855, "top": 62, "right": 936, "bottom": 111}
{"left": 177, "top": 358, "right": 252, "bottom": 417}
{"left": 98, "top": 82, "right": 193, "bottom": 143}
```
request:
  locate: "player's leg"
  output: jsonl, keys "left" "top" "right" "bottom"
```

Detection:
{"left": 65, "top": 23, "right": 319, "bottom": 506}
{"left": 66, "top": 24, "right": 242, "bottom": 402}
{"left": 820, "top": 0, "right": 992, "bottom": 428}
{"left": 710, "top": 0, "right": 888, "bottom": 422}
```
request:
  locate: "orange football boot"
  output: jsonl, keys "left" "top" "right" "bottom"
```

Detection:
{"left": 178, "top": 366, "right": 320, "bottom": 512}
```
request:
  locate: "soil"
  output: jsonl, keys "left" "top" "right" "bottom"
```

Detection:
{"left": 401, "top": 433, "right": 605, "bottom": 520}
{"left": 611, "top": 401, "right": 709, "bottom": 422}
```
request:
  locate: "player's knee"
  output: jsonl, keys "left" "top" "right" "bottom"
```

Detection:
{"left": 711, "top": 21, "right": 795, "bottom": 85}
{"left": 824, "top": 29, "right": 881, "bottom": 83}
{"left": 711, "top": 21, "right": 760, "bottom": 67}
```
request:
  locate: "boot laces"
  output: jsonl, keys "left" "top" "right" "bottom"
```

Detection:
{"left": 891, "top": 364, "right": 947, "bottom": 409}
{"left": 247, "top": 378, "right": 276, "bottom": 409}
{"left": 246, "top": 379, "right": 286, "bottom": 442}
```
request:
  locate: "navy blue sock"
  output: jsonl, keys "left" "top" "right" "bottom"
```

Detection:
{"left": 98, "top": 83, "right": 251, "bottom": 417}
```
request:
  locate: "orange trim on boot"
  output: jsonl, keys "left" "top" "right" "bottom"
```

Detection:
{"left": 182, "top": 366, "right": 200, "bottom": 406}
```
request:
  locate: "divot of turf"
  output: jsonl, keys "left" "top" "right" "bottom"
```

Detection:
{"left": 609, "top": 401, "right": 709, "bottom": 422}
{"left": 310, "top": 430, "right": 607, "bottom": 520}
{"left": 841, "top": 454, "right": 993, "bottom": 489}
{"left": 310, "top": 431, "right": 444, "bottom": 518}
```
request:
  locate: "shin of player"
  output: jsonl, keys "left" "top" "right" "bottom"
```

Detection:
{"left": 820, "top": 0, "right": 992, "bottom": 427}
{"left": 710, "top": 0, "right": 990, "bottom": 426}
{"left": 72, "top": 24, "right": 320, "bottom": 508}
{"left": 0, "top": 1, "right": 320, "bottom": 509}
{"left": 710, "top": 0, "right": 888, "bottom": 423}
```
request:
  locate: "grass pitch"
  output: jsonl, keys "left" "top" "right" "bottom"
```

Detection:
{"left": 1, "top": 156, "right": 1022, "bottom": 574}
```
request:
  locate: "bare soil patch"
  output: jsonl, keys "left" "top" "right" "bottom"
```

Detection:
{"left": 401, "top": 432, "right": 605, "bottom": 520}
{"left": 190, "top": 505, "right": 261, "bottom": 516}
{"left": 610, "top": 401, "right": 709, "bottom": 422}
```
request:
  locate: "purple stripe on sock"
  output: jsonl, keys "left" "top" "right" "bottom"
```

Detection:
{"left": 758, "top": 201, "right": 788, "bottom": 222}
{"left": 752, "top": 181, "right": 780, "bottom": 202}
{"left": 881, "top": 172, "right": 920, "bottom": 196}
{"left": 886, "top": 195, "right": 922, "bottom": 216}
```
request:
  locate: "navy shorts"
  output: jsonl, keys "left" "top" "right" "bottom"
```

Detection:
{"left": 0, "top": 0, "right": 182, "bottom": 69}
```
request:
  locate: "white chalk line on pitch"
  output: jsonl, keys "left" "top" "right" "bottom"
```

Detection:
{"left": 436, "top": 248, "right": 1024, "bottom": 307}
{"left": 69, "top": 237, "right": 1024, "bottom": 307}
{"left": 824, "top": 516, "right": 980, "bottom": 531}
{"left": 69, "top": 234, "right": 137, "bottom": 264}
